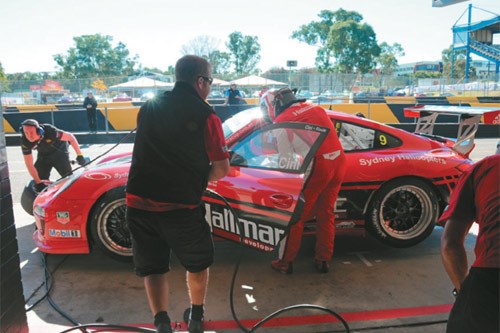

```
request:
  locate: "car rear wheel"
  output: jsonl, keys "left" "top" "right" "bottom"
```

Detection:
{"left": 90, "top": 187, "right": 132, "bottom": 261}
{"left": 367, "top": 178, "right": 438, "bottom": 248}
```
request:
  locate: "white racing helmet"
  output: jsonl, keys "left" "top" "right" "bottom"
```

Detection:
{"left": 260, "top": 87, "right": 298, "bottom": 121}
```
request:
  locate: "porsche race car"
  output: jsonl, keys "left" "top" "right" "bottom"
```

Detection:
{"left": 31, "top": 105, "right": 497, "bottom": 261}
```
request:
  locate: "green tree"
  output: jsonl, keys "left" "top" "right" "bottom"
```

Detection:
{"left": 54, "top": 34, "right": 138, "bottom": 79}
{"left": 377, "top": 42, "right": 405, "bottom": 76}
{"left": 441, "top": 46, "right": 476, "bottom": 81}
{"left": 327, "top": 14, "right": 381, "bottom": 74}
{"left": 291, "top": 10, "right": 340, "bottom": 72}
{"left": 226, "top": 32, "right": 261, "bottom": 75}
{"left": 0, "top": 62, "right": 10, "bottom": 92}
{"left": 292, "top": 9, "right": 380, "bottom": 73}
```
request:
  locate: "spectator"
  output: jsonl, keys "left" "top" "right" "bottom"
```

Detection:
{"left": 223, "top": 82, "right": 244, "bottom": 114}
{"left": 259, "top": 86, "right": 269, "bottom": 98}
{"left": 20, "top": 119, "right": 87, "bottom": 192}
{"left": 126, "top": 55, "right": 230, "bottom": 333}
{"left": 83, "top": 91, "right": 98, "bottom": 133}
{"left": 261, "top": 88, "right": 346, "bottom": 274}
{"left": 439, "top": 153, "right": 499, "bottom": 333}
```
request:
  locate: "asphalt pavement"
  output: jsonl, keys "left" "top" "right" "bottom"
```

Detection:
{"left": 10, "top": 139, "right": 499, "bottom": 333}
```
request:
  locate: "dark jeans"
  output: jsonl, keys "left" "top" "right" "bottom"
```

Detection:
{"left": 35, "top": 149, "right": 72, "bottom": 180}
{"left": 87, "top": 108, "right": 97, "bottom": 132}
{"left": 447, "top": 267, "right": 499, "bottom": 333}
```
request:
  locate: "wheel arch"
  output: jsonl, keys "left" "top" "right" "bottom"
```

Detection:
{"left": 86, "top": 186, "right": 127, "bottom": 247}
{"left": 364, "top": 175, "right": 443, "bottom": 215}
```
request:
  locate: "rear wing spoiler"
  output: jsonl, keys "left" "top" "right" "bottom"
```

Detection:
{"left": 404, "top": 105, "right": 500, "bottom": 156}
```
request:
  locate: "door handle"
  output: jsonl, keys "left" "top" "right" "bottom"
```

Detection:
{"left": 269, "top": 193, "right": 294, "bottom": 209}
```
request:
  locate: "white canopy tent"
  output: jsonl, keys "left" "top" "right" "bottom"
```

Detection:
{"left": 109, "top": 77, "right": 175, "bottom": 98}
{"left": 212, "top": 78, "right": 230, "bottom": 86}
{"left": 109, "top": 77, "right": 175, "bottom": 91}
{"left": 231, "top": 75, "right": 287, "bottom": 87}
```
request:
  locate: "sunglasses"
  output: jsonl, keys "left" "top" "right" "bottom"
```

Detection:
{"left": 198, "top": 75, "right": 213, "bottom": 85}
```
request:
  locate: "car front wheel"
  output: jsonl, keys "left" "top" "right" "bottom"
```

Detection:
{"left": 90, "top": 187, "right": 132, "bottom": 261}
{"left": 367, "top": 178, "right": 438, "bottom": 248}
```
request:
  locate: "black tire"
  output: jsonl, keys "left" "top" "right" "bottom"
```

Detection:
{"left": 21, "top": 180, "right": 37, "bottom": 216}
{"left": 367, "top": 178, "right": 438, "bottom": 248}
{"left": 90, "top": 187, "right": 133, "bottom": 262}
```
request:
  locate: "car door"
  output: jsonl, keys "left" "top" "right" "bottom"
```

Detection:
{"left": 204, "top": 122, "right": 329, "bottom": 252}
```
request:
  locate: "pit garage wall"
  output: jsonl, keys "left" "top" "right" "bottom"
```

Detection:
{"left": 0, "top": 108, "right": 28, "bottom": 333}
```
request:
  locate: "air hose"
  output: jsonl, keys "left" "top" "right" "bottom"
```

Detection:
{"left": 204, "top": 188, "right": 351, "bottom": 333}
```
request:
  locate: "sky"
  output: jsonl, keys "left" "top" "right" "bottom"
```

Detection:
{"left": 1, "top": 0, "right": 499, "bottom": 74}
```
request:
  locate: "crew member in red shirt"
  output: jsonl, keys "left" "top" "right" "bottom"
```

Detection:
{"left": 261, "top": 88, "right": 346, "bottom": 274}
{"left": 439, "top": 153, "right": 499, "bottom": 333}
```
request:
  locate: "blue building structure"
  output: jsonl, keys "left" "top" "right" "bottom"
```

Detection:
{"left": 452, "top": 4, "right": 500, "bottom": 82}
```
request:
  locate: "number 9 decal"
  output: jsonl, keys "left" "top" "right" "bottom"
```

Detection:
{"left": 379, "top": 134, "right": 387, "bottom": 146}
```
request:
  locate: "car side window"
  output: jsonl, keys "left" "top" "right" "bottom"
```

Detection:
{"left": 334, "top": 121, "right": 401, "bottom": 152}
{"left": 335, "top": 121, "right": 375, "bottom": 151}
{"left": 230, "top": 125, "right": 322, "bottom": 173}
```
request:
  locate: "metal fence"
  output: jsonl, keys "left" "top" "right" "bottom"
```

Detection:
{"left": 2, "top": 73, "right": 500, "bottom": 105}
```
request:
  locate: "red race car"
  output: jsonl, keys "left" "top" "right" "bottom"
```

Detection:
{"left": 31, "top": 105, "right": 496, "bottom": 261}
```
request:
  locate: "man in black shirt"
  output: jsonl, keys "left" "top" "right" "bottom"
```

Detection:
{"left": 20, "top": 119, "right": 87, "bottom": 191}
{"left": 83, "top": 92, "right": 98, "bottom": 133}
{"left": 126, "top": 55, "right": 230, "bottom": 333}
{"left": 223, "top": 82, "right": 244, "bottom": 115}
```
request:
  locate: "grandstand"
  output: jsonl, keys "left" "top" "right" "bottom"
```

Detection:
{"left": 452, "top": 4, "right": 500, "bottom": 81}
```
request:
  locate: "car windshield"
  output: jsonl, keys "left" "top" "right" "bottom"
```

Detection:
{"left": 222, "top": 107, "right": 263, "bottom": 139}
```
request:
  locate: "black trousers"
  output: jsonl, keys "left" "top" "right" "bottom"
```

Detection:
{"left": 447, "top": 267, "right": 499, "bottom": 333}
{"left": 35, "top": 149, "right": 72, "bottom": 180}
{"left": 87, "top": 108, "right": 97, "bottom": 131}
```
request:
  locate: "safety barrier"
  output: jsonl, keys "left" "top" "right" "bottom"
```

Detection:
{"left": 3, "top": 96, "right": 500, "bottom": 134}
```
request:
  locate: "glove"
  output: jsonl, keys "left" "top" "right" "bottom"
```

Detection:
{"left": 76, "top": 155, "right": 87, "bottom": 166}
{"left": 34, "top": 182, "right": 47, "bottom": 193}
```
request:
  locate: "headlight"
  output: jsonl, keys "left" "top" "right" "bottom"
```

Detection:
{"left": 33, "top": 205, "right": 45, "bottom": 218}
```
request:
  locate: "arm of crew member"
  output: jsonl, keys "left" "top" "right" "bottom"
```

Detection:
{"left": 208, "top": 159, "right": 230, "bottom": 182}
{"left": 60, "top": 131, "right": 83, "bottom": 156}
{"left": 440, "top": 217, "right": 473, "bottom": 291}
{"left": 23, "top": 153, "right": 42, "bottom": 184}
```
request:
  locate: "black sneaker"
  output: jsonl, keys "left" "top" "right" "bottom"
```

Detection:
{"left": 156, "top": 322, "right": 173, "bottom": 333}
{"left": 314, "top": 260, "right": 329, "bottom": 273}
{"left": 188, "top": 319, "right": 204, "bottom": 333}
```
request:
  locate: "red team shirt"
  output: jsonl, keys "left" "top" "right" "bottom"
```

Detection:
{"left": 126, "top": 113, "right": 229, "bottom": 211}
{"left": 438, "top": 154, "right": 499, "bottom": 268}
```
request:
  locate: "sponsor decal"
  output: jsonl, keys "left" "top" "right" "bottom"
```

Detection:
{"left": 205, "top": 203, "right": 285, "bottom": 251}
{"left": 493, "top": 113, "right": 500, "bottom": 125}
{"left": 84, "top": 172, "right": 112, "bottom": 180}
{"left": 359, "top": 154, "right": 446, "bottom": 167}
{"left": 397, "top": 154, "right": 446, "bottom": 165}
{"left": 304, "top": 124, "right": 327, "bottom": 133}
{"left": 56, "top": 211, "right": 70, "bottom": 224}
{"left": 278, "top": 156, "right": 301, "bottom": 170}
{"left": 49, "top": 229, "right": 81, "bottom": 238}
{"left": 359, "top": 156, "right": 396, "bottom": 166}
{"left": 323, "top": 150, "right": 341, "bottom": 160}
{"left": 113, "top": 172, "right": 129, "bottom": 179}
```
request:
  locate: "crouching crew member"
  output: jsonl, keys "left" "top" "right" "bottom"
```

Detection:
{"left": 20, "top": 119, "right": 87, "bottom": 192}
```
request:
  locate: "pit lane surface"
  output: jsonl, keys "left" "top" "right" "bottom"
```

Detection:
{"left": 10, "top": 139, "right": 498, "bottom": 333}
